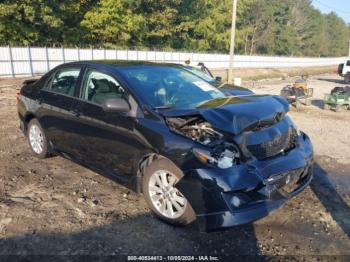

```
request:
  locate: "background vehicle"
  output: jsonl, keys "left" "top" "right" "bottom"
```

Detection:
{"left": 280, "top": 77, "right": 314, "bottom": 111}
{"left": 17, "top": 61, "right": 313, "bottom": 231}
{"left": 323, "top": 86, "right": 350, "bottom": 112}
{"left": 338, "top": 59, "right": 350, "bottom": 83}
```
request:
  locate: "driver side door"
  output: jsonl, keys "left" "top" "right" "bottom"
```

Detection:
{"left": 73, "top": 68, "right": 145, "bottom": 176}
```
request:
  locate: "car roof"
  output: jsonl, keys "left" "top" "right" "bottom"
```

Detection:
{"left": 64, "top": 60, "right": 184, "bottom": 69}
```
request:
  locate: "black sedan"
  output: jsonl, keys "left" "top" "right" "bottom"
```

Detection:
{"left": 17, "top": 61, "right": 313, "bottom": 230}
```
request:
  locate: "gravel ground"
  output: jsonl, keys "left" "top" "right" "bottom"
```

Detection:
{"left": 0, "top": 74, "right": 349, "bottom": 260}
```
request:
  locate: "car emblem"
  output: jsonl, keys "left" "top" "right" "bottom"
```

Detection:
{"left": 272, "top": 133, "right": 282, "bottom": 146}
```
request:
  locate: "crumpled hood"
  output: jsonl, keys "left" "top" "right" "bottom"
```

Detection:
{"left": 161, "top": 95, "right": 289, "bottom": 135}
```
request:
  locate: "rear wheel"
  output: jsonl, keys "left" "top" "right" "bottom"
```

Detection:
{"left": 345, "top": 74, "right": 350, "bottom": 84}
{"left": 305, "top": 98, "right": 311, "bottom": 106}
{"left": 27, "top": 119, "right": 49, "bottom": 159}
{"left": 323, "top": 103, "right": 331, "bottom": 110}
{"left": 142, "top": 157, "right": 196, "bottom": 226}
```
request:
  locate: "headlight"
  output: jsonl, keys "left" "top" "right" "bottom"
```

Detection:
{"left": 193, "top": 143, "right": 240, "bottom": 169}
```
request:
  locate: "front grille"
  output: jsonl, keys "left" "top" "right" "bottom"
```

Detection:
{"left": 247, "top": 128, "right": 294, "bottom": 160}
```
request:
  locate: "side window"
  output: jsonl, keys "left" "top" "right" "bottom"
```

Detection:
{"left": 347, "top": 60, "right": 350, "bottom": 66}
{"left": 51, "top": 68, "right": 81, "bottom": 96}
{"left": 81, "top": 70, "right": 125, "bottom": 105}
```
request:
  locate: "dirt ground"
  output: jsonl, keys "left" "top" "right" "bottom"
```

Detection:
{"left": 0, "top": 74, "right": 349, "bottom": 260}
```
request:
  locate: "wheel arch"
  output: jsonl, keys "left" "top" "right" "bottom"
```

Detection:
{"left": 23, "top": 113, "right": 37, "bottom": 133}
{"left": 135, "top": 153, "right": 159, "bottom": 193}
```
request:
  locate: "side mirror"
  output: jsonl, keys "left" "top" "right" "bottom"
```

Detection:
{"left": 102, "top": 98, "right": 130, "bottom": 113}
{"left": 215, "top": 76, "right": 222, "bottom": 82}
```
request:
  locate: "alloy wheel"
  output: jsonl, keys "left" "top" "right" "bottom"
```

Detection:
{"left": 29, "top": 124, "right": 44, "bottom": 154}
{"left": 148, "top": 170, "right": 187, "bottom": 219}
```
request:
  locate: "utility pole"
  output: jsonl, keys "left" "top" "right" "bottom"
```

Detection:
{"left": 228, "top": 0, "right": 238, "bottom": 84}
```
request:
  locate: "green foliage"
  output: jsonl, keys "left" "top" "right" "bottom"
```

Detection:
{"left": 0, "top": 0, "right": 349, "bottom": 56}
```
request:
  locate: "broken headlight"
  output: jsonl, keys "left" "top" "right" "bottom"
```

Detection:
{"left": 193, "top": 143, "right": 240, "bottom": 169}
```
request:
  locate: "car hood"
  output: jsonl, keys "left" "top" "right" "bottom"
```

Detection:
{"left": 160, "top": 95, "right": 289, "bottom": 135}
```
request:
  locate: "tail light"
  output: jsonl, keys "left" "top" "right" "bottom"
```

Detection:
{"left": 16, "top": 91, "right": 21, "bottom": 102}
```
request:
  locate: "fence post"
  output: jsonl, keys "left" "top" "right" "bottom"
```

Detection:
{"left": 115, "top": 49, "right": 118, "bottom": 60}
{"left": 91, "top": 47, "right": 94, "bottom": 60}
{"left": 27, "top": 46, "right": 33, "bottom": 76}
{"left": 104, "top": 48, "right": 106, "bottom": 60}
{"left": 62, "top": 46, "right": 65, "bottom": 63}
{"left": 8, "top": 46, "right": 15, "bottom": 77}
{"left": 45, "top": 47, "right": 50, "bottom": 72}
{"left": 77, "top": 47, "right": 80, "bottom": 61}
{"left": 126, "top": 49, "right": 129, "bottom": 60}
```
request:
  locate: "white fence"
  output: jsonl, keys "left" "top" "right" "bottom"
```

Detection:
{"left": 0, "top": 46, "right": 346, "bottom": 77}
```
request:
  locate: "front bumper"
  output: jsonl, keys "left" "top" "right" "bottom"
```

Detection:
{"left": 176, "top": 133, "right": 313, "bottom": 231}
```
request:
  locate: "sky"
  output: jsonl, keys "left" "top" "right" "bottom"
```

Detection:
{"left": 312, "top": 0, "right": 350, "bottom": 23}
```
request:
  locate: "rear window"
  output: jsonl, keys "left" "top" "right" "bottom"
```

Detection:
{"left": 347, "top": 60, "right": 350, "bottom": 66}
{"left": 50, "top": 68, "right": 81, "bottom": 96}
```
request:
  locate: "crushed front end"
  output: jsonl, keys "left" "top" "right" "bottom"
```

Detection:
{"left": 169, "top": 110, "right": 313, "bottom": 231}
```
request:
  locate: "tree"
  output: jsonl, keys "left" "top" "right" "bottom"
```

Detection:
{"left": 0, "top": 0, "right": 349, "bottom": 56}
{"left": 81, "top": 0, "right": 144, "bottom": 48}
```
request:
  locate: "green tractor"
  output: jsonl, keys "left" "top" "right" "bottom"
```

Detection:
{"left": 323, "top": 86, "right": 350, "bottom": 112}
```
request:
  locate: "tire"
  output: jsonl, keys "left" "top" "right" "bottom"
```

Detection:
{"left": 335, "top": 105, "right": 342, "bottom": 112}
{"left": 323, "top": 103, "right": 331, "bottom": 110}
{"left": 305, "top": 98, "right": 311, "bottom": 106}
{"left": 142, "top": 157, "right": 196, "bottom": 226}
{"left": 27, "top": 119, "right": 49, "bottom": 159}
{"left": 345, "top": 74, "right": 350, "bottom": 84}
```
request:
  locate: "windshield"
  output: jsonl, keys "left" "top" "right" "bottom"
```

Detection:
{"left": 183, "top": 66, "right": 216, "bottom": 83}
{"left": 118, "top": 66, "right": 226, "bottom": 109}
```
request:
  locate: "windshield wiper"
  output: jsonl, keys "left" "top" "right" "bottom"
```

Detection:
{"left": 153, "top": 104, "right": 176, "bottom": 110}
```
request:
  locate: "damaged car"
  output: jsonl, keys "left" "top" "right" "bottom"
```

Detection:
{"left": 17, "top": 61, "right": 313, "bottom": 230}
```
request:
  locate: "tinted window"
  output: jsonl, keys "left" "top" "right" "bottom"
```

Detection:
{"left": 347, "top": 60, "right": 350, "bottom": 66}
{"left": 81, "top": 70, "right": 125, "bottom": 105}
{"left": 118, "top": 66, "right": 225, "bottom": 109}
{"left": 51, "top": 68, "right": 80, "bottom": 96}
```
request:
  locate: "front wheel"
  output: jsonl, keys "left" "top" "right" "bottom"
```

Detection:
{"left": 335, "top": 105, "right": 343, "bottom": 112}
{"left": 27, "top": 119, "right": 50, "bottom": 159}
{"left": 142, "top": 158, "right": 196, "bottom": 226}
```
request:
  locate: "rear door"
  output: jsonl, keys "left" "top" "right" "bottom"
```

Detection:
{"left": 39, "top": 66, "right": 83, "bottom": 155}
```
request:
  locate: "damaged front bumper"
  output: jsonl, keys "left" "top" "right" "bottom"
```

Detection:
{"left": 176, "top": 133, "right": 313, "bottom": 231}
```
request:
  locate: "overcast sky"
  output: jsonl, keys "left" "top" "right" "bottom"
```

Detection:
{"left": 312, "top": 0, "right": 350, "bottom": 23}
